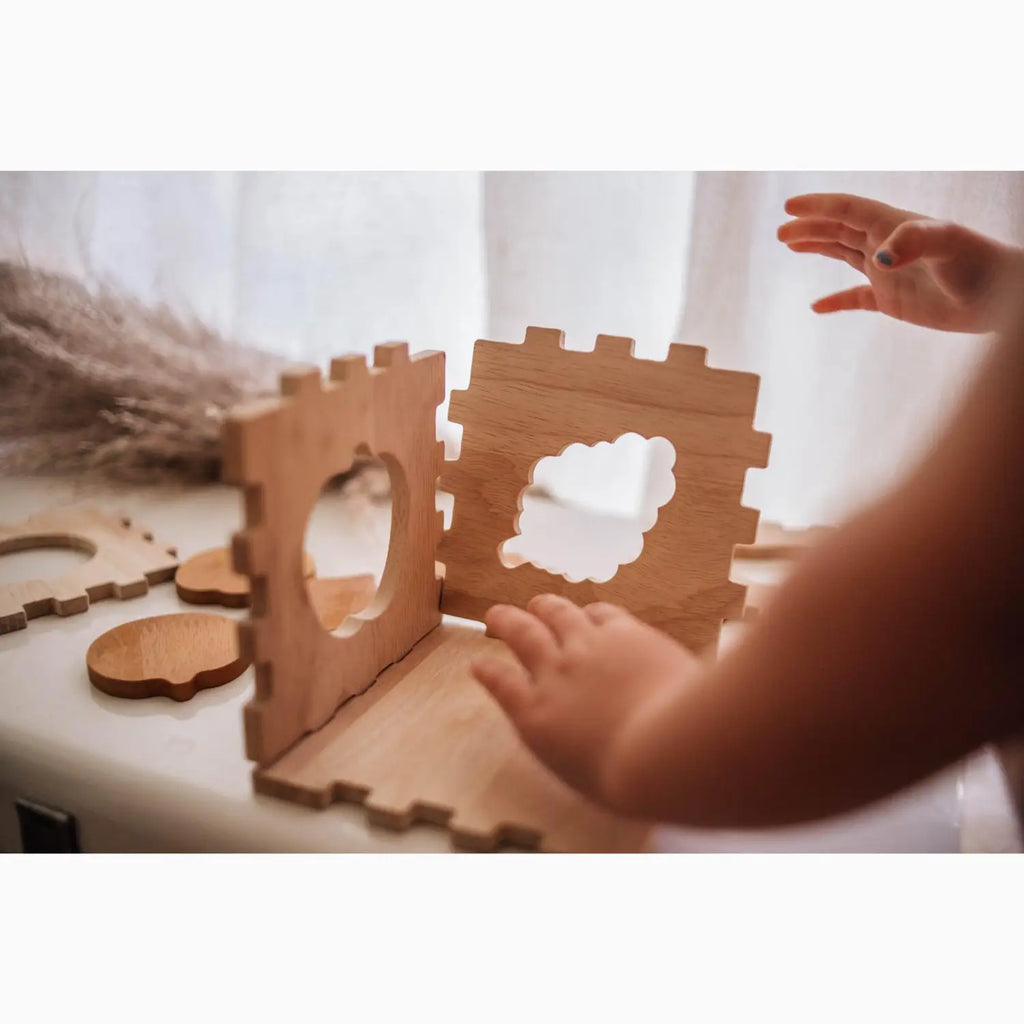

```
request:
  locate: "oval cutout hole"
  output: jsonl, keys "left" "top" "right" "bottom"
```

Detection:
{"left": 303, "top": 460, "right": 393, "bottom": 633}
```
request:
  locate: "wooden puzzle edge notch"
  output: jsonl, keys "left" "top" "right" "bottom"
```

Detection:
{"left": 222, "top": 328, "right": 772, "bottom": 852}
{"left": 0, "top": 508, "right": 179, "bottom": 635}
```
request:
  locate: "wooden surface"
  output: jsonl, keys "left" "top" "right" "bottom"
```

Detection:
{"left": 307, "top": 575, "right": 378, "bottom": 631}
{"left": 223, "top": 343, "right": 446, "bottom": 767}
{"left": 255, "top": 622, "right": 652, "bottom": 852}
{"left": 0, "top": 507, "right": 178, "bottom": 635}
{"left": 439, "top": 327, "right": 771, "bottom": 653}
{"left": 86, "top": 612, "right": 249, "bottom": 701}
{"left": 733, "top": 521, "right": 833, "bottom": 560}
{"left": 176, "top": 546, "right": 315, "bottom": 607}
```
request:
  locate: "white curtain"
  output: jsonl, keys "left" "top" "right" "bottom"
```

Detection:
{"left": 3, "top": 170, "right": 1021, "bottom": 525}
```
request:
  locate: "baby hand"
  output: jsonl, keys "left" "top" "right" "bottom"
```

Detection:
{"left": 778, "top": 192, "right": 1024, "bottom": 333}
{"left": 470, "top": 594, "right": 699, "bottom": 811}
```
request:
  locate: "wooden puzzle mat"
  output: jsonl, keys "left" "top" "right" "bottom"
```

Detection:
{"left": 255, "top": 623, "right": 652, "bottom": 853}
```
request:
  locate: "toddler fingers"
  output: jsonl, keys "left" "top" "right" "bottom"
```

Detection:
{"left": 471, "top": 655, "right": 535, "bottom": 723}
{"left": 584, "top": 602, "right": 631, "bottom": 626}
{"left": 874, "top": 219, "right": 970, "bottom": 270}
{"left": 783, "top": 192, "right": 902, "bottom": 230}
{"left": 811, "top": 286, "right": 878, "bottom": 315}
{"left": 484, "top": 604, "right": 558, "bottom": 672}
{"left": 786, "top": 241, "right": 865, "bottom": 273}
{"left": 777, "top": 217, "right": 867, "bottom": 251}
{"left": 526, "top": 593, "right": 591, "bottom": 645}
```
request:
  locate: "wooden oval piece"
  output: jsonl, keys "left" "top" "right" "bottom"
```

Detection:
{"left": 175, "top": 547, "right": 315, "bottom": 607}
{"left": 87, "top": 612, "right": 250, "bottom": 701}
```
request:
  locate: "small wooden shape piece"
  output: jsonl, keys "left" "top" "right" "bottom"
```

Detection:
{"left": 87, "top": 612, "right": 249, "bottom": 701}
{"left": 439, "top": 327, "right": 771, "bottom": 653}
{"left": 176, "top": 546, "right": 316, "bottom": 607}
{"left": 255, "top": 623, "right": 652, "bottom": 852}
{"left": 307, "top": 575, "right": 377, "bottom": 631}
{"left": 0, "top": 507, "right": 178, "bottom": 635}
{"left": 223, "top": 344, "right": 446, "bottom": 767}
{"left": 733, "top": 522, "right": 833, "bottom": 560}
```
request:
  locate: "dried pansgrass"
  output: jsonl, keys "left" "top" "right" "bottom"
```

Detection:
{"left": 0, "top": 261, "right": 377, "bottom": 491}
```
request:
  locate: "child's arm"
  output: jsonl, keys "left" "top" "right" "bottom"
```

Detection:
{"left": 779, "top": 192, "right": 1024, "bottom": 333}
{"left": 471, "top": 215, "right": 1024, "bottom": 829}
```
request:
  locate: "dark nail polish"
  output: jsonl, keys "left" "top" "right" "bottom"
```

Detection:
{"left": 876, "top": 250, "right": 894, "bottom": 267}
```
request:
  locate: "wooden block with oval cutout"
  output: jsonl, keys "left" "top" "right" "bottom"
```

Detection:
{"left": 225, "top": 331, "right": 771, "bottom": 852}
{"left": 0, "top": 507, "right": 178, "bottom": 635}
{"left": 87, "top": 612, "right": 249, "bottom": 701}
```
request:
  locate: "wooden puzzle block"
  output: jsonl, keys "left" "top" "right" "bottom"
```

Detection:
{"left": 439, "top": 327, "right": 771, "bottom": 653}
{"left": 224, "top": 328, "right": 771, "bottom": 851}
{"left": 0, "top": 507, "right": 178, "bottom": 635}
{"left": 222, "top": 343, "right": 446, "bottom": 767}
{"left": 254, "top": 623, "right": 652, "bottom": 852}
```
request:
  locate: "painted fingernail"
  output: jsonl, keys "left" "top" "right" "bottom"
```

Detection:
{"left": 875, "top": 250, "right": 894, "bottom": 267}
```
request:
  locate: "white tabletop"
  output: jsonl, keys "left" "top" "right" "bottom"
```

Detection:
{"left": 0, "top": 474, "right": 1019, "bottom": 853}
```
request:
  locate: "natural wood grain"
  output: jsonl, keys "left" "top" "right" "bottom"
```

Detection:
{"left": 439, "top": 327, "right": 771, "bottom": 653}
{"left": 222, "top": 343, "right": 446, "bottom": 767}
{"left": 175, "top": 546, "right": 316, "bottom": 607}
{"left": 87, "top": 612, "right": 249, "bottom": 701}
{"left": 226, "top": 329, "right": 770, "bottom": 852}
{"left": 255, "top": 623, "right": 652, "bottom": 852}
{"left": 307, "top": 575, "right": 377, "bottom": 631}
{"left": 0, "top": 507, "right": 178, "bottom": 635}
{"left": 733, "top": 522, "right": 833, "bottom": 560}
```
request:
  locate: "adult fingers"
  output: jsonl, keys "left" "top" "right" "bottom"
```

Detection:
{"left": 784, "top": 192, "right": 905, "bottom": 231}
{"left": 471, "top": 654, "right": 536, "bottom": 723}
{"left": 584, "top": 602, "right": 631, "bottom": 626}
{"left": 777, "top": 217, "right": 867, "bottom": 251}
{"left": 811, "top": 285, "right": 879, "bottom": 315}
{"left": 526, "top": 593, "right": 592, "bottom": 646}
{"left": 786, "top": 240, "right": 866, "bottom": 273}
{"left": 484, "top": 604, "right": 558, "bottom": 673}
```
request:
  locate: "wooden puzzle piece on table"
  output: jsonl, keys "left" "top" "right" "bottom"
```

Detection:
{"left": 223, "top": 331, "right": 771, "bottom": 852}
{"left": 87, "top": 612, "right": 249, "bottom": 701}
{"left": 0, "top": 507, "right": 178, "bottom": 635}
{"left": 175, "top": 546, "right": 316, "bottom": 607}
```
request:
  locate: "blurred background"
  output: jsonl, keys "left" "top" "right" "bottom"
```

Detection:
{"left": 3, "top": 170, "right": 1022, "bottom": 528}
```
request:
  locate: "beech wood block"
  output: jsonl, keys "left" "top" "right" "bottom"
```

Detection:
{"left": 439, "top": 328, "right": 771, "bottom": 653}
{"left": 223, "top": 344, "right": 446, "bottom": 767}
{"left": 255, "top": 623, "right": 653, "bottom": 853}
{"left": 176, "top": 546, "right": 316, "bottom": 607}
{"left": 0, "top": 507, "right": 178, "bottom": 635}
{"left": 87, "top": 612, "right": 249, "bottom": 701}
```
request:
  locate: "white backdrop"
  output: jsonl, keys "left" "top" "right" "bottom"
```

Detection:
{"left": 2, "top": 171, "right": 1021, "bottom": 525}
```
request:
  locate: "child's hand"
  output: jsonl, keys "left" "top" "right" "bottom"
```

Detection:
{"left": 470, "top": 594, "right": 699, "bottom": 811}
{"left": 778, "top": 192, "right": 1024, "bottom": 333}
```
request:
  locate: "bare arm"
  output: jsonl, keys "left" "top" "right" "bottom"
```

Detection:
{"left": 607, "top": 304, "right": 1024, "bottom": 826}
{"left": 475, "top": 297, "right": 1024, "bottom": 829}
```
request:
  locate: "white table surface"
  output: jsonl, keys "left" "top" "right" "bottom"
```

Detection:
{"left": 0, "top": 474, "right": 1020, "bottom": 853}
